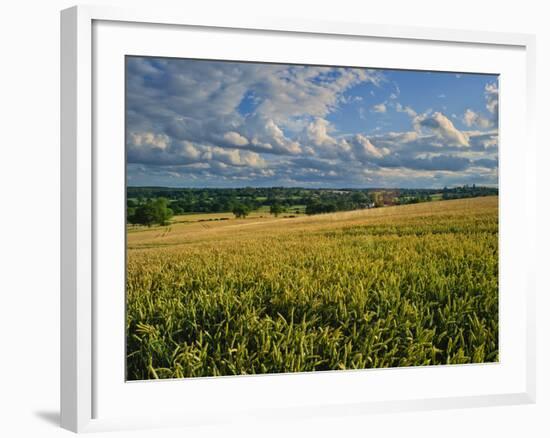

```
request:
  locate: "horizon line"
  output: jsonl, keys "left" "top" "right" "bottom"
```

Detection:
{"left": 127, "top": 184, "right": 498, "bottom": 190}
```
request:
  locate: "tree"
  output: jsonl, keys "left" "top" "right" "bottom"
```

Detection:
{"left": 305, "top": 200, "right": 321, "bottom": 215}
{"left": 351, "top": 191, "right": 368, "bottom": 205}
{"left": 152, "top": 197, "right": 173, "bottom": 226}
{"left": 129, "top": 198, "right": 173, "bottom": 227}
{"left": 232, "top": 203, "right": 250, "bottom": 219}
{"left": 270, "top": 202, "right": 284, "bottom": 217}
{"left": 127, "top": 207, "right": 136, "bottom": 223}
{"left": 132, "top": 201, "right": 157, "bottom": 227}
{"left": 305, "top": 200, "right": 337, "bottom": 215}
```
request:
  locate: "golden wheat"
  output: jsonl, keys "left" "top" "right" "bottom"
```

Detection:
{"left": 126, "top": 196, "right": 498, "bottom": 380}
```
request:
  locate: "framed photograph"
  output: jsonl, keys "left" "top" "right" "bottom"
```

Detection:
{"left": 61, "top": 5, "right": 536, "bottom": 432}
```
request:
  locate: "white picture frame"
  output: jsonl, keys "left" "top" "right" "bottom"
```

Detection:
{"left": 60, "top": 4, "right": 536, "bottom": 433}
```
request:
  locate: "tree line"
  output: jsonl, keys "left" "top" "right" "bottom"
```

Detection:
{"left": 127, "top": 185, "right": 498, "bottom": 226}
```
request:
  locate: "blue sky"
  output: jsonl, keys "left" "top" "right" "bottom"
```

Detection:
{"left": 126, "top": 57, "right": 498, "bottom": 188}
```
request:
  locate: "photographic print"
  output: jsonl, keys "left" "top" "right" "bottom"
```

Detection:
{"left": 125, "top": 56, "right": 498, "bottom": 380}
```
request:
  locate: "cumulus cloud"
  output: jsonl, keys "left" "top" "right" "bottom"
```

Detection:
{"left": 485, "top": 82, "right": 499, "bottom": 117}
{"left": 126, "top": 57, "right": 498, "bottom": 188}
{"left": 468, "top": 131, "right": 498, "bottom": 150}
{"left": 377, "top": 130, "right": 419, "bottom": 144}
{"left": 128, "top": 133, "right": 265, "bottom": 169}
{"left": 130, "top": 132, "right": 170, "bottom": 150}
{"left": 350, "top": 135, "right": 390, "bottom": 160}
{"left": 223, "top": 131, "right": 249, "bottom": 147}
{"left": 127, "top": 58, "right": 380, "bottom": 157}
{"left": 416, "top": 112, "right": 469, "bottom": 147}
{"left": 209, "top": 147, "right": 266, "bottom": 168}
{"left": 463, "top": 109, "right": 492, "bottom": 129}
{"left": 306, "top": 118, "right": 335, "bottom": 146}
{"left": 128, "top": 138, "right": 201, "bottom": 166}
{"left": 301, "top": 118, "right": 357, "bottom": 160}
{"left": 234, "top": 116, "right": 303, "bottom": 155}
{"left": 372, "top": 103, "right": 387, "bottom": 113}
{"left": 246, "top": 65, "right": 382, "bottom": 124}
{"left": 395, "top": 102, "right": 417, "bottom": 118}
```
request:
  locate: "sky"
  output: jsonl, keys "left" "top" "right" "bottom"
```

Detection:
{"left": 126, "top": 56, "right": 498, "bottom": 189}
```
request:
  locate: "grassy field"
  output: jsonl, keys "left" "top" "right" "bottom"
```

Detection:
{"left": 126, "top": 196, "right": 499, "bottom": 380}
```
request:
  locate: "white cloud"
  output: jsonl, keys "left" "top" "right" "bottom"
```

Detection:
{"left": 391, "top": 82, "right": 401, "bottom": 99}
{"left": 395, "top": 102, "right": 417, "bottom": 118}
{"left": 416, "top": 112, "right": 469, "bottom": 147}
{"left": 372, "top": 102, "right": 387, "bottom": 113}
{"left": 485, "top": 82, "right": 499, "bottom": 117}
{"left": 130, "top": 132, "right": 170, "bottom": 150}
{"left": 463, "top": 109, "right": 492, "bottom": 129}
{"left": 381, "top": 131, "right": 419, "bottom": 144}
{"left": 126, "top": 57, "right": 498, "bottom": 188}
{"left": 340, "top": 95, "right": 363, "bottom": 104}
{"left": 467, "top": 131, "right": 498, "bottom": 149}
{"left": 262, "top": 119, "right": 302, "bottom": 154}
{"left": 178, "top": 141, "right": 201, "bottom": 159}
{"left": 253, "top": 66, "right": 382, "bottom": 124}
{"left": 306, "top": 118, "right": 335, "bottom": 146}
{"left": 303, "top": 118, "right": 355, "bottom": 159}
{"left": 204, "top": 146, "right": 266, "bottom": 168}
{"left": 223, "top": 131, "right": 249, "bottom": 146}
{"left": 485, "top": 82, "right": 498, "bottom": 126}
{"left": 127, "top": 59, "right": 382, "bottom": 157}
{"left": 242, "top": 116, "right": 302, "bottom": 155}
{"left": 352, "top": 134, "right": 390, "bottom": 160}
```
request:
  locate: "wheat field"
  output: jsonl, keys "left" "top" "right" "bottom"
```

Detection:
{"left": 126, "top": 196, "right": 498, "bottom": 380}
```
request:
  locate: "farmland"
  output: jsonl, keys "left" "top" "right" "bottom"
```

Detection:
{"left": 126, "top": 196, "right": 498, "bottom": 380}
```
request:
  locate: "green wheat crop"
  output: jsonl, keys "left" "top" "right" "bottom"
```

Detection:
{"left": 126, "top": 196, "right": 498, "bottom": 380}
